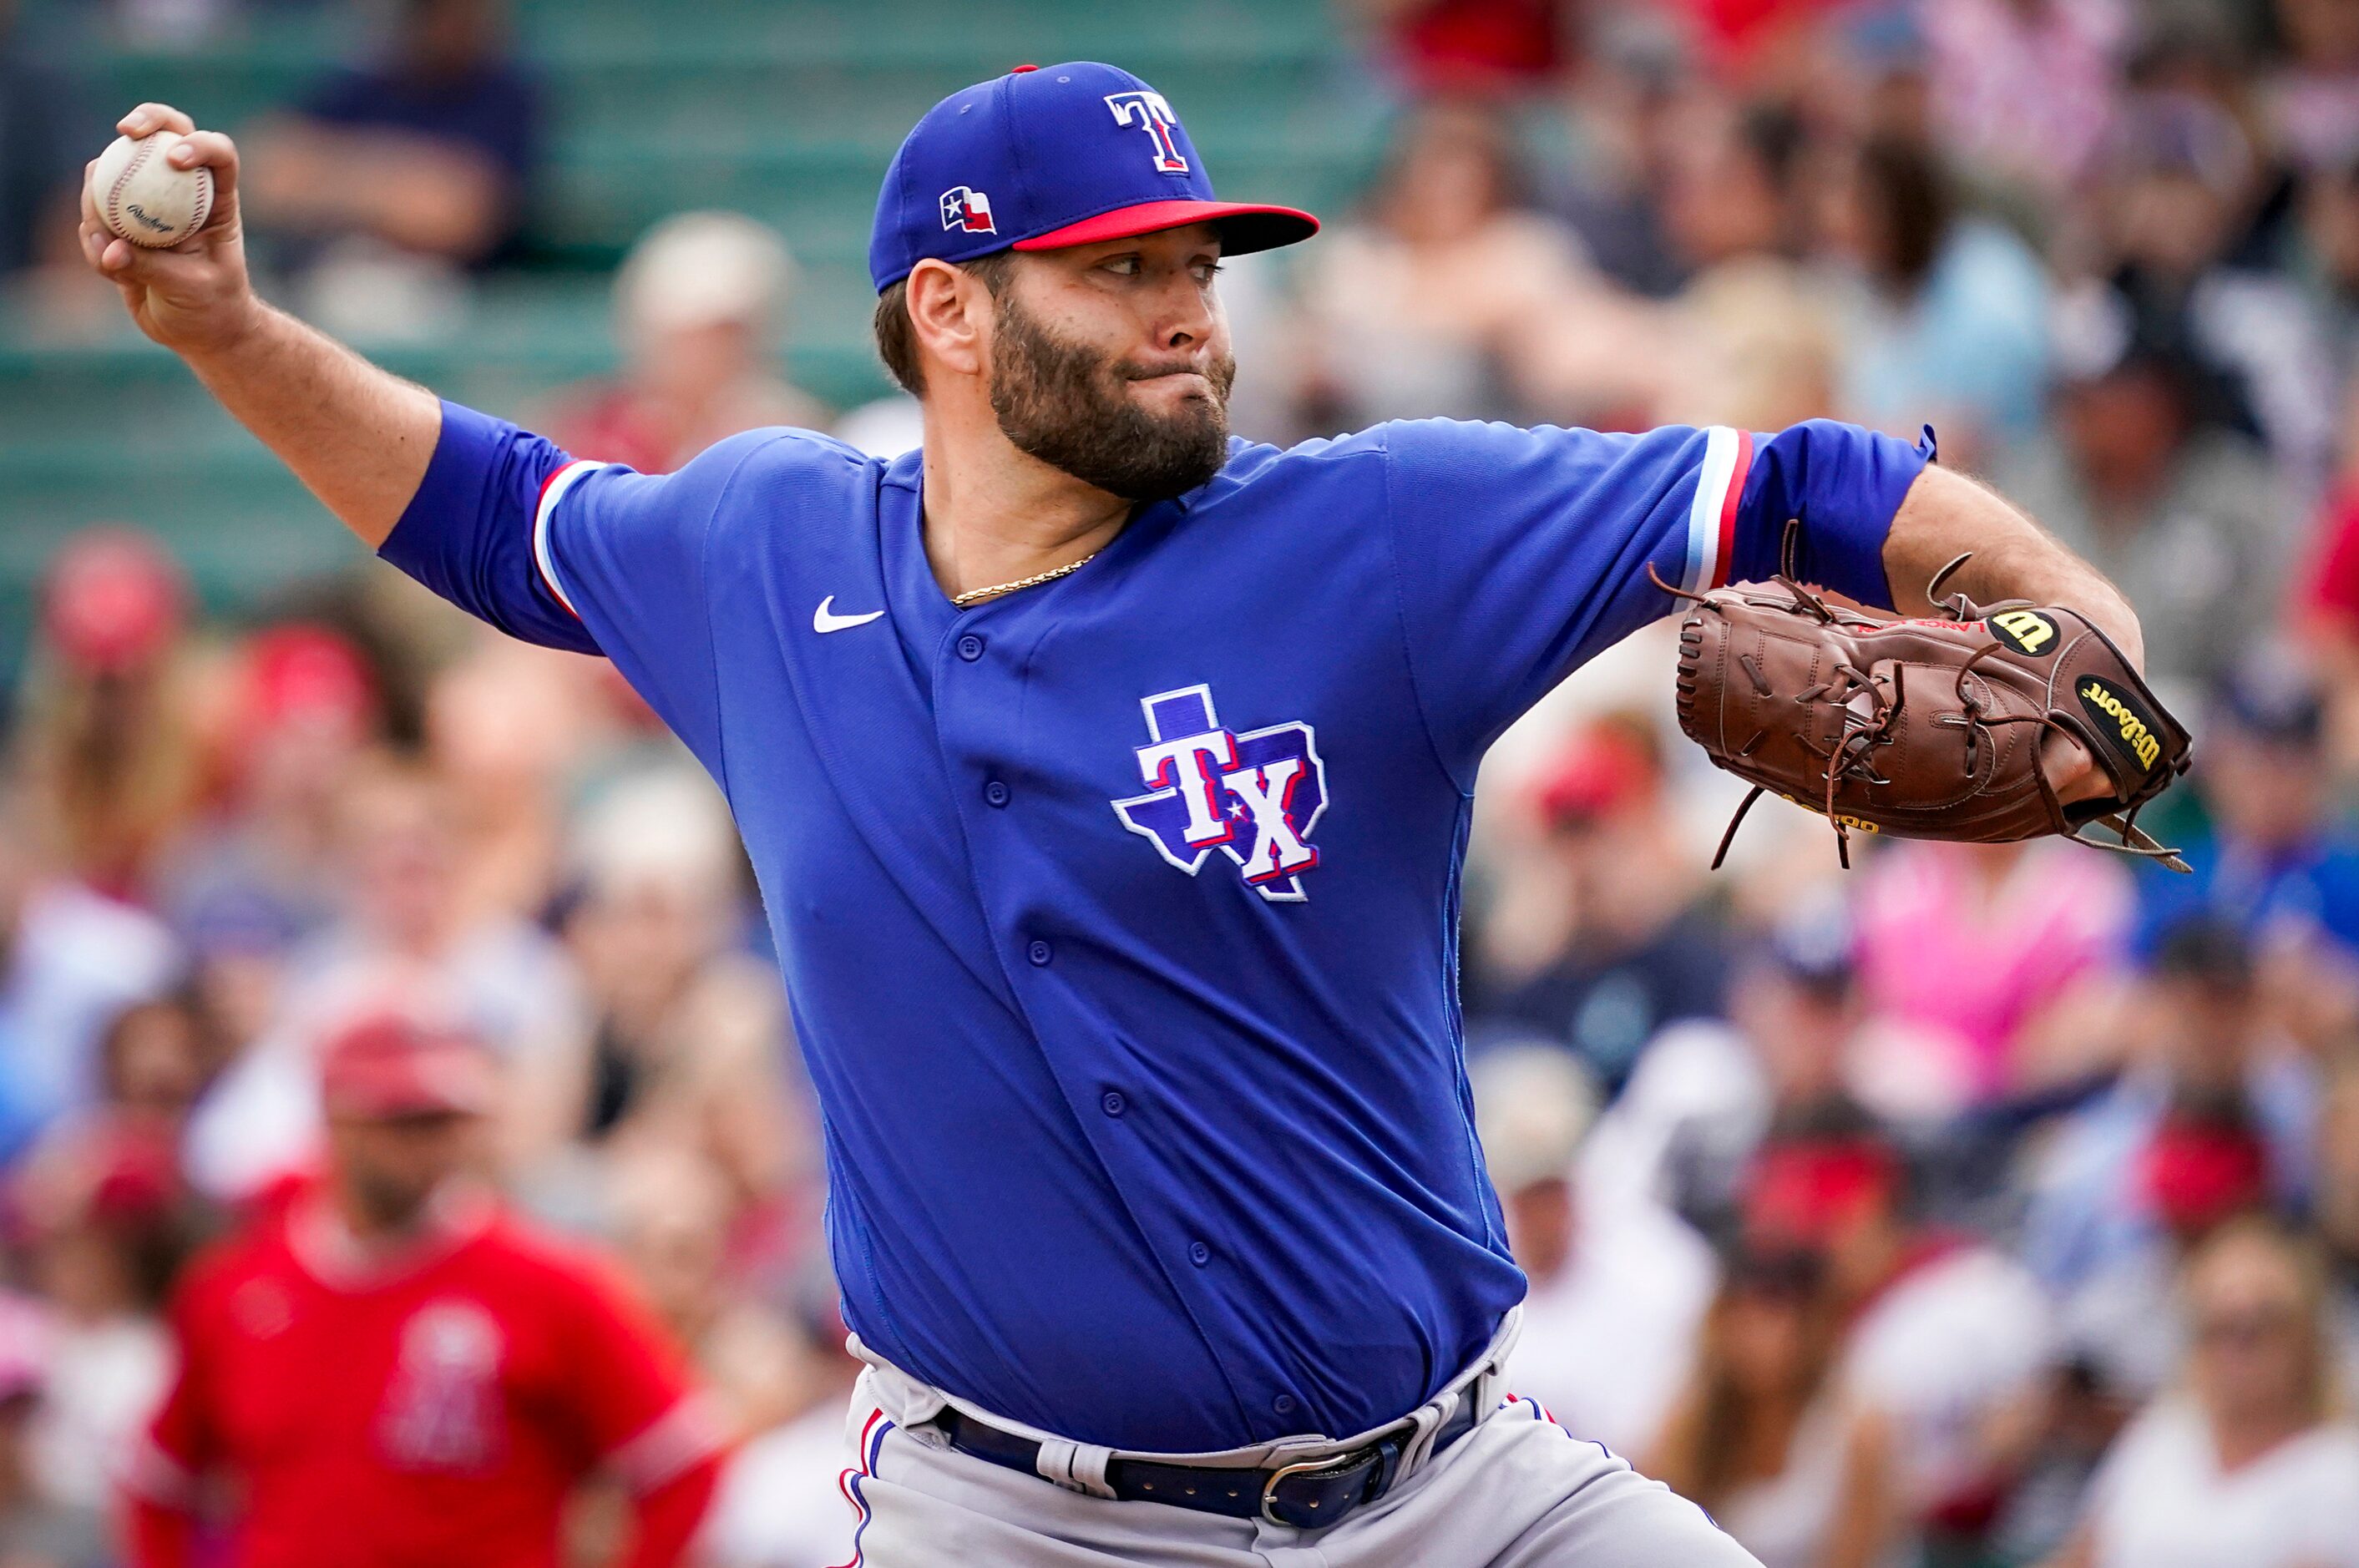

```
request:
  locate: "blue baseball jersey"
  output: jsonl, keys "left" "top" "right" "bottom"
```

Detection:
{"left": 384, "top": 403, "right": 1926, "bottom": 1452}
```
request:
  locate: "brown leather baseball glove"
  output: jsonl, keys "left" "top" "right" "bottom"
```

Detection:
{"left": 1663, "top": 550, "right": 2193, "bottom": 872}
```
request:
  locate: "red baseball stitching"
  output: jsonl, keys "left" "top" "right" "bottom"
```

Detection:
{"left": 105, "top": 135, "right": 209, "bottom": 246}
{"left": 185, "top": 165, "right": 214, "bottom": 236}
{"left": 104, "top": 136, "right": 152, "bottom": 241}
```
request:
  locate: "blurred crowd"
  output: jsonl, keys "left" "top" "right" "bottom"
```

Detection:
{"left": 9, "top": 0, "right": 2359, "bottom": 1565}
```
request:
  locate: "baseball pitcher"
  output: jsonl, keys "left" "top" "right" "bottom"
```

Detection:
{"left": 80, "top": 63, "right": 2186, "bottom": 1568}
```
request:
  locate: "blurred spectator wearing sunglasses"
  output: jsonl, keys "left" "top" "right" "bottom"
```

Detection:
{"left": 2044, "top": 1216, "right": 2359, "bottom": 1568}
{"left": 550, "top": 767, "right": 803, "bottom": 1218}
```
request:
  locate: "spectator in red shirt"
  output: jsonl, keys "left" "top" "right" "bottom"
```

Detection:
{"left": 117, "top": 1009, "right": 722, "bottom": 1568}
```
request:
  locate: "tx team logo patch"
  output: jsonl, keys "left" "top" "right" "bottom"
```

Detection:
{"left": 940, "top": 185, "right": 996, "bottom": 233}
{"left": 1104, "top": 90, "right": 1189, "bottom": 174}
{"left": 1113, "top": 684, "right": 1326, "bottom": 902}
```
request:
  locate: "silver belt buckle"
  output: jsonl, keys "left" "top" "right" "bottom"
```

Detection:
{"left": 1258, "top": 1451, "right": 1362, "bottom": 1529}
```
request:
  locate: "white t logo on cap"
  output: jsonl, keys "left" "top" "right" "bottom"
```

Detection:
{"left": 1104, "top": 91, "right": 1189, "bottom": 175}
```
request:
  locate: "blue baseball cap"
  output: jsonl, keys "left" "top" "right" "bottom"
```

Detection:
{"left": 868, "top": 61, "right": 1319, "bottom": 292}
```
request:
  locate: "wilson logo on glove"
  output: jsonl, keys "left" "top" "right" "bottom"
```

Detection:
{"left": 1990, "top": 610, "right": 2058, "bottom": 655}
{"left": 2078, "top": 680, "right": 2164, "bottom": 772}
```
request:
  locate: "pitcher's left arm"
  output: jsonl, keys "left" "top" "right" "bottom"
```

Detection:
{"left": 1882, "top": 463, "right": 2144, "bottom": 672}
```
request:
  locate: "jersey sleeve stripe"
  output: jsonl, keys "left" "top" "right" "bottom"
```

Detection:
{"left": 530, "top": 459, "right": 607, "bottom": 620}
{"left": 1713, "top": 427, "right": 1754, "bottom": 589}
{"left": 1679, "top": 426, "right": 1746, "bottom": 594}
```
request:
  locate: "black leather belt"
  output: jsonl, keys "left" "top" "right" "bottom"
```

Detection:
{"left": 933, "top": 1395, "right": 1481, "bottom": 1531}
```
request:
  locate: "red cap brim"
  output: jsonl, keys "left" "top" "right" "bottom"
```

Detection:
{"left": 1015, "top": 199, "right": 1319, "bottom": 255}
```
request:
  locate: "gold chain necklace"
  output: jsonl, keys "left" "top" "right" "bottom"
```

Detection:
{"left": 949, "top": 549, "right": 1101, "bottom": 607}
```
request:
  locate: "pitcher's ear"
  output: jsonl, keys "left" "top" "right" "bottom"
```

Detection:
{"left": 905, "top": 257, "right": 994, "bottom": 383}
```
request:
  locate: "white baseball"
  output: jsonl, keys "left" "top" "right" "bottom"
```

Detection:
{"left": 92, "top": 130, "right": 215, "bottom": 248}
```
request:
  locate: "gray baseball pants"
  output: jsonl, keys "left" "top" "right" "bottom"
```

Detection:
{"left": 828, "top": 1329, "right": 1764, "bottom": 1567}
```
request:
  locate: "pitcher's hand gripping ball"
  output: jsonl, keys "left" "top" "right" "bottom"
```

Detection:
{"left": 91, "top": 130, "right": 214, "bottom": 247}
{"left": 1664, "top": 540, "right": 2193, "bottom": 871}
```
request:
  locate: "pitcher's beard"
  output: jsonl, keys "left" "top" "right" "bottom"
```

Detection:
{"left": 989, "top": 294, "right": 1236, "bottom": 502}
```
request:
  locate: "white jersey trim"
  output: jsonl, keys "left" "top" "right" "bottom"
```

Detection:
{"left": 1678, "top": 425, "right": 1747, "bottom": 594}
{"left": 531, "top": 459, "right": 607, "bottom": 617}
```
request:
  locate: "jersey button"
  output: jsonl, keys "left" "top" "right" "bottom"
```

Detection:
{"left": 1272, "top": 1394, "right": 1298, "bottom": 1417}
{"left": 1026, "top": 939, "right": 1053, "bottom": 967}
{"left": 956, "top": 633, "right": 986, "bottom": 661}
{"left": 1101, "top": 1090, "right": 1126, "bottom": 1117}
{"left": 1188, "top": 1241, "right": 1212, "bottom": 1267}
{"left": 984, "top": 779, "right": 1011, "bottom": 807}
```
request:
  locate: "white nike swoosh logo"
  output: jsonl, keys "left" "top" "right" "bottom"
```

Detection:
{"left": 813, "top": 596, "right": 886, "bottom": 634}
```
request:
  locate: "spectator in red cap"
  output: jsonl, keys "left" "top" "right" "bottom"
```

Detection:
{"left": 1741, "top": 1113, "right": 2056, "bottom": 1561}
{"left": 2022, "top": 915, "right": 2319, "bottom": 1334}
{"left": 119, "top": 1008, "right": 722, "bottom": 1568}
{"left": 1467, "top": 712, "right": 1732, "bottom": 1091}
{"left": 37, "top": 529, "right": 185, "bottom": 679}
{"left": 159, "top": 621, "right": 382, "bottom": 952}
{"left": 16, "top": 528, "right": 200, "bottom": 898}
{"left": 192, "top": 761, "right": 589, "bottom": 1198}
{"left": 2048, "top": 1095, "right": 2281, "bottom": 1409}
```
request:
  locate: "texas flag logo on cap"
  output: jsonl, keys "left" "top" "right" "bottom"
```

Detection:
{"left": 872, "top": 61, "right": 1319, "bottom": 291}
{"left": 940, "top": 185, "right": 995, "bottom": 234}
